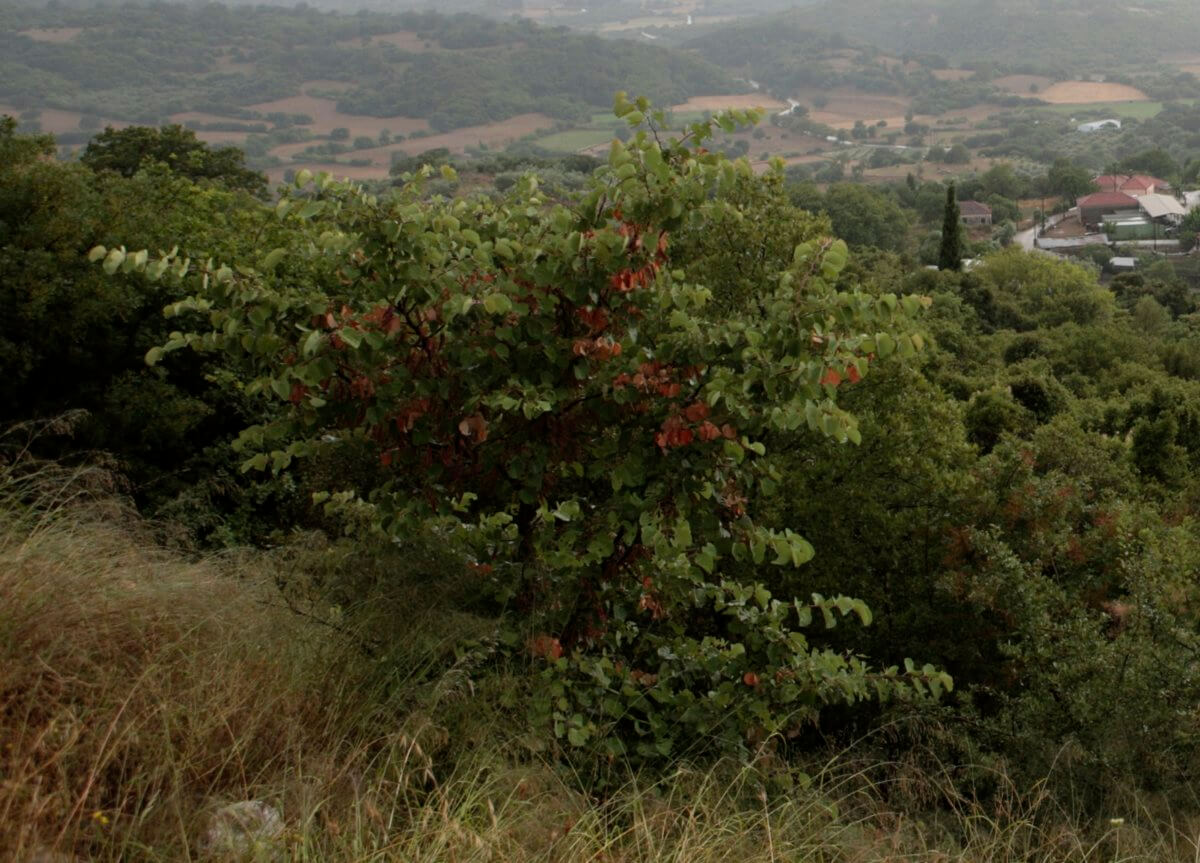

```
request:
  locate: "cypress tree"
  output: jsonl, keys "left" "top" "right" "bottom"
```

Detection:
{"left": 939, "top": 182, "right": 963, "bottom": 272}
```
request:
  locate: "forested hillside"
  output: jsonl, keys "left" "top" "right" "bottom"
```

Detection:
{"left": 800, "top": 0, "right": 1200, "bottom": 69}
{"left": 0, "top": 4, "right": 736, "bottom": 129}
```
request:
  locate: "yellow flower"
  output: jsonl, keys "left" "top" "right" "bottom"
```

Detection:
{"left": 91, "top": 810, "right": 110, "bottom": 826}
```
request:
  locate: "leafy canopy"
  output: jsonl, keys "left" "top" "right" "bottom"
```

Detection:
{"left": 81, "top": 125, "right": 267, "bottom": 198}
{"left": 101, "top": 95, "right": 947, "bottom": 763}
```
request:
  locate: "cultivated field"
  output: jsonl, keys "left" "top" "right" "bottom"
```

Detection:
{"left": 797, "top": 88, "right": 916, "bottom": 128}
{"left": 671, "top": 94, "right": 787, "bottom": 112}
{"left": 1037, "top": 81, "right": 1149, "bottom": 103}
{"left": 274, "top": 113, "right": 557, "bottom": 180}
{"left": 249, "top": 92, "right": 431, "bottom": 139}
{"left": 18, "top": 27, "right": 82, "bottom": 43}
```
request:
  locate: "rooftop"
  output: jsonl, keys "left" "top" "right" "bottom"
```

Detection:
{"left": 1138, "top": 193, "right": 1186, "bottom": 219}
{"left": 1078, "top": 191, "right": 1140, "bottom": 209}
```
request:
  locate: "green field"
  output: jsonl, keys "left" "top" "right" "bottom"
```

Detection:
{"left": 534, "top": 128, "right": 616, "bottom": 152}
{"left": 1038, "top": 101, "right": 1166, "bottom": 119}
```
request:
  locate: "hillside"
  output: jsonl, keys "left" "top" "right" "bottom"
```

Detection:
{"left": 0, "top": 4, "right": 737, "bottom": 132}
{"left": 799, "top": 0, "right": 1200, "bottom": 70}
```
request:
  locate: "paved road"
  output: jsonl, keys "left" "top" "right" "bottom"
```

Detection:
{"left": 1015, "top": 211, "right": 1067, "bottom": 252}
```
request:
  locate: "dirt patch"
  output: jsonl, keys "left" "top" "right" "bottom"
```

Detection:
{"left": 248, "top": 93, "right": 430, "bottom": 138}
{"left": 336, "top": 30, "right": 437, "bottom": 51}
{"left": 1043, "top": 215, "right": 1086, "bottom": 239}
{"left": 672, "top": 94, "right": 787, "bottom": 112}
{"left": 993, "top": 74, "right": 1054, "bottom": 94}
{"left": 20, "top": 27, "right": 83, "bottom": 43}
{"left": 1038, "top": 81, "right": 1149, "bottom": 104}
{"left": 932, "top": 69, "right": 975, "bottom": 81}
{"left": 793, "top": 87, "right": 914, "bottom": 128}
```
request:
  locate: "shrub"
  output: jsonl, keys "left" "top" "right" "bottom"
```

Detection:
{"left": 108, "top": 99, "right": 947, "bottom": 766}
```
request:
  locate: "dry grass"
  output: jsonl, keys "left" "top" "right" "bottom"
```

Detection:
{"left": 3, "top": 449, "right": 1199, "bottom": 861}
{"left": 19, "top": 28, "right": 83, "bottom": 44}
{"left": 931, "top": 69, "right": 975, "bottom": 82}
{"left": 671, "top": 94, "right": 787, "bottom": 113}
{"left": 1038, "top": 82, "right": 1149, "bottom": 104}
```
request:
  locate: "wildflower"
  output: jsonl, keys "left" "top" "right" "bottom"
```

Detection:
{"left": 91, "top": 810, "right": 110, "bottom": 826}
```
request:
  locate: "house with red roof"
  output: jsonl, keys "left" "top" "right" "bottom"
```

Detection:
{"left": 1091, "top": 173, "right": 1169, "bottom": 197}
{"left": 959, "top": 200, "right": 992, "bottom": 226}
{"left": 1078, "top": 191, "right": 1139, "bottom": 230}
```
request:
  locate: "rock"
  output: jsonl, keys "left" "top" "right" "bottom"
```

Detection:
{"left": 199, "top": 800, "right": 285, "bottom": 861}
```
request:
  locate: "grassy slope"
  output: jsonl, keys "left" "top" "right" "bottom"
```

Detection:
{"left": 3, "top": 459, "right": 1200, "bottom": 860}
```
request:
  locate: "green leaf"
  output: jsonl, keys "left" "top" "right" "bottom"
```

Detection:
{"left": 674, "top": 517, "right": 692, "bottom": 550}
{"left": 302, "top": 329, "right": 322, "bottom": 357}
{"left": 297, "top": 200, "right": 325, "bottom": 220}
{"left": 483, "top": 293, "right": 513, "bottom": 315}
{"left": 260, "top": 248, "right": 287, "bottom": 271}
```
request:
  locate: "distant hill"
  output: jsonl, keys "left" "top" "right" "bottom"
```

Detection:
{"left": 0, "top": 4, "right": 738, "bottom": 131}
{"left": 794, "top": 0, "right": 1200, "bottom": 70}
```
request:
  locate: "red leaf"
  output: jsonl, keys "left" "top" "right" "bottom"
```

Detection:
{"left": 684, "top": 402, "right": 709, "bottom": 423}
{"left": 529, "top": 635, "right": 564, "bottom": 661}
{"left": 820, "top": 368, "right": 842, "bottom": 388}
{"left": 846, "top": 364, "right": 862, "bottom": 384}
{"left": 743, "top": 672, "right": 760, "bottom": 687}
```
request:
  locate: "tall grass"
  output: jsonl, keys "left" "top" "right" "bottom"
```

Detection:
{"left": 2, "top": 455, "right": 1199, "bottom": 861}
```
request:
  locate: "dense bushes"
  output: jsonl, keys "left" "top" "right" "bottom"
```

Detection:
{"left": 7, "top": 98, "right": 1200, "bottom": 826}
